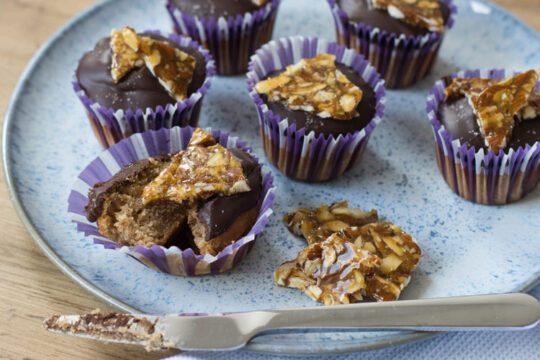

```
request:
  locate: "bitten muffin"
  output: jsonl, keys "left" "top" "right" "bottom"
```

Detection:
{"left": 247, "top": 39, "right": 385, "bottom": 182}
{"left": 428, "top": 69, "right": 540, "bottom": 204}
{"left": 74, "top": 27, "right": 214, "bottom": 148}
{"left": 328, "top": 0, "right": 456, "bottom": 88}
{"left": 166, "top": 0, "right": 280, "bottom": 75}
{"left": 85, "top": 128, "right": 262, "bottom": 256}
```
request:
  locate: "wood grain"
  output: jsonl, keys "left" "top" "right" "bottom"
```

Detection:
{"left": 0, "top": 0, "right": 538, "bottom": 358}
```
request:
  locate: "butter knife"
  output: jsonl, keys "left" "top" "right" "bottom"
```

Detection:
{"left": 44, "top": 293, "right": 540, "bottom": 351}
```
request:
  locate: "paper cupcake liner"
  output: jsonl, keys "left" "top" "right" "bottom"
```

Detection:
{"left": 166, "top": 0, "right": 280, "bottom": 75}
{"left": 327, "top": 0, "right": 457, "bottom": 89}
{"left": 246, "top": 36, "right": 386, "bottom": 182}
{"left": 427, "top": 69, "right": 540, "bottom": 205}
{"left": 67, "top": 126, "right": 276, "bottom": 275}
{"left": 73, "top": 31, "right": 216, "bottom": 148}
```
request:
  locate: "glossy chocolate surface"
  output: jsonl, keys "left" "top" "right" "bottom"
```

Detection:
{"left": 197, "top": 148, "right": 262, "bottom": 240}
{"left": 170, "top": 0, "right": 264, "bottom": 18}
{"left": 260, "top": 63, "right": 377, "bottom": 136}
{"left": 438, "top": 95, "right": 540, "bottom": 151}
{"left": 336, "top": 0, "right": 450, "bottom": 37}
{"left": 76, "top": 33, "right": 206, "bottom": 111}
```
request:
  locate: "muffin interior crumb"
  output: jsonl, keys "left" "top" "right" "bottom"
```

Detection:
{"left": 97, "top": 159, "right": 187, "bottom": 247}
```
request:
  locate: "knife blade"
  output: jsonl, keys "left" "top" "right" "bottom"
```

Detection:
{"left": 44, "top": 293, "right": 540, "bottom": 351}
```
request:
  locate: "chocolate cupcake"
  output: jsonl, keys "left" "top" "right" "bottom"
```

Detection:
{"left": 247, "top": 37, "right": 385, "bottom": 182}
{"left": 328, "top": 0, "right": 457, "bottom": 88}
{"left": 427, "top": 69, "right": 540, "bottom": 205}
{"left": 166, "top": 0, "right": 280, "bottom": 75}
{"left": 68, "top": 127, "right": 275, "bottom": 275}
{"left": 74, "top": 27, "right": 215, "bottom": 148}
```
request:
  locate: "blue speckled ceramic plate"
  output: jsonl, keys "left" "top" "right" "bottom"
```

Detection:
{"left": 3, "top": 0, "right": 540, "bottom": 355}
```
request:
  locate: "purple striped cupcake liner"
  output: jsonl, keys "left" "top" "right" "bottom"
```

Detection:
{"left": 67, "top": 126, "right": 276, "bottom": 276}
{"left": 327, "top": 0, "right": 457, "bottom": 89}
{"left": 427, "top": 69, "right": 540, "bottom": 205}
{"left": 73, "top": 31, "right": 216, "bottom": 148}
{"left": 246, "top": 36, "right": 386, "bottom": 182}
{"left": 166, "top": 0, "right": 280, "bottom": 75}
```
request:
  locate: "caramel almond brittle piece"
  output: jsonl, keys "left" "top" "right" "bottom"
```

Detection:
{"left": 520, "top": 90, "right": 540, "bottom": 120}
{"left": 279, "top": 203, "right": 422, "bottom": 304}
{"left": 275, "top": 233, "right": 381, "bottom": 305}
{"left": 142, "top": 129, "right": 250, "bottom": 204}
{"left": 443, "top": 77, "right": 498, "bottom": 100}
{"left": 255, "top": 54, "right": 363, "bottom": 120}
{"left": 283, "top": 201, "right": 378, "bottom": 244}
{"left": 340, "top": 223, "right": 422, "bottom": 302}
{"left": 110, "top": 27, "right": 144, "bottom": 83}
{"left": 275, "top": 222, "right": 421, "bottom": 304}
{"left": 472, "top": 69, "right": 539, "bottom": 152}
{"left": 373, "top": 0, "right": 444, "bottom": 33}
{"left": 110, "top": 26, "right": 196, "bottom": 101}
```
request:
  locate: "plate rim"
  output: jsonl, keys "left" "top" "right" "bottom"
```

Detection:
{"left": 2, "top": 0, "right": 539, "bottom": 355}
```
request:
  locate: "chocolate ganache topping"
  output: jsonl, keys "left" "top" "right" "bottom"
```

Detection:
{"left": 170, "top": 0, "right": 267, "bottom": 18}
{"left": 337, "top": 0, "right": 451, "bottom": 37}
{"left": 76, "top": 33, "right": 206, "bottom": 111}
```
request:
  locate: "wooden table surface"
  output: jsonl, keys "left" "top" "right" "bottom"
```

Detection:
{"left": 0, "top": 0, "right": 538, "bottom": 359}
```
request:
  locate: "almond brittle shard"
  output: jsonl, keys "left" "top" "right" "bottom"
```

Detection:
{"left": 275, "top": 233, "right": 381, "bottom": 305}
{"left": 110, "top": 27, "right": 143, "bottom": 83}
{"left": 472, "top": 70, "right": 539, "bottom": 152}
{"left": 255, "top": 54, "right": 363, "bottom": 120}
{"left": 110, "top": 26, "right": 196, "bottom": 101}
{"left": 340, "top": 223, "right": 422, "bottom": 302}
{"left": 283, "top": 201, "right": 378, "bottom": 244}
{"left": 142, "top": 129, "right": 250, "bottom": 204}
{"left": 373, "top": 0, "right": 444, "bottom": 33}
{"left": 444, "top": 77, "right": 498, "bottom": 100}
{"left": 278, "top": 203, "right": 422, "bottom": 304}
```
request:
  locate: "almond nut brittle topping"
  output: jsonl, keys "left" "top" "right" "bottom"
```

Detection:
{"left": 142, "top": 129, "right": 250, "bottom": 204}
{"left": 283, "top": 201, "right": 378, "bottom": 244}
{"left": 340, "top": 223, "right": 422, "bottom": 301}
{"left": 279, "top": 203, "right": 422, "bottom": 304}
{"left": 472, "top": 69, "right": 539, "bottom": 152}
{"left": 520, "top": 90, "right": 540, "bottom": 120}
{"left": 255, "top": 54, "right": 363, "bottom": 120}
{"left": 110, "top": 26, "right": 196, "bottom": 101}
{"left": 444, "top": 77, "right": 499, "bottom": 100}
{"left": 110, "top": 27, "right": 144, "bottom": 82}
{"left": 372, "top": 0, "right": 444, "bottom": 33}
{"left": 274, "top": 233, "right": 381, "bottom": 305}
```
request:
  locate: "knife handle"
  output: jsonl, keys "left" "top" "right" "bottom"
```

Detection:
{"left": 263, "top": 293, "right": 540, "bottom": 332}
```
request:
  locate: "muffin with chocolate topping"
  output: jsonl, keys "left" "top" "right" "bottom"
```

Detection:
{"left": 68, "top": 127, "right": 275, "bottom": 276}
{"left": 427, "top": 69, "right": 540, "bottom": 204}
{"left": 166, "top": 0, "right": 281, "bottom": 75}
{"left": 247, "top": 36, "right": 385, "bottom": 182}
{"left": 327, "top": 0, "right": 457, "bottom": 88}
{"left": 85, "top": 128, "right": 263, "bottom": 257}
{"left": 74, "top": 27, "right": 215, "bottom": 148}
